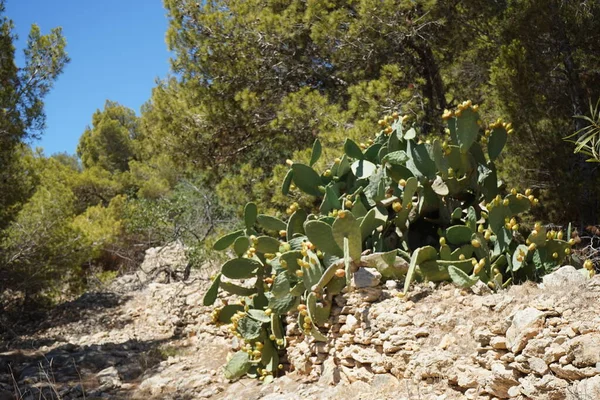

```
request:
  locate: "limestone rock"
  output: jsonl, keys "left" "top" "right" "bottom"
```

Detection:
{"left": 484, "top": 362, "right": 520, "bottom": 398}
{"left": 505, "top": 307, "right": 545, "bottom": 353}
{"left": 541, "top": 265, "right": 587, "bottom": 288}
{"left": 567, "top": 333, "right": 600, "bottom": 368}
{"left": 352, "top": 267, "right": 382, "bottom": 288}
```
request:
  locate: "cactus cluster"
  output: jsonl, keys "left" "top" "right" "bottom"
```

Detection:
{"left": 206, "top": 101, "right": 590, "bottom": 381}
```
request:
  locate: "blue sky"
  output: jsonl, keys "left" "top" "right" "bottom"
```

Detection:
{"left": 6, "top": 0, "right": 172, "bottom": 156}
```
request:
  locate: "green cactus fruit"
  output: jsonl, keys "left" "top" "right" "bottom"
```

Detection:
{"left": 286, "top": 209, "right": 307, "bottom": 239}
{"left": 310, "top": 139, "right": 322, "bottom": 166}
{"left": 290, "top": 163, "right": 323, "bottom": 196}
{"left": 332, "top": 212, "right": 362, "bottom": 262}
{"left": 257, "top": 214, "right": 287, "bottom": 232}
{"left": 255, "top": 236, "right": 281, "bottom": 254}
{"left": 244, "top": 202, "right": 258, "bottom": 230}
{"left": 234, "top": 236, "right": 250, "bottom": 257}
{"left": 446, "top": 225, "right": 473, "bottom": 245}
{"left": 222, "top": 258, "right": 262, "bottom": 279}
{"left": 223, "top": 351, "right": 251, "bottom": 380}
{"left": 203, "top": 273, "right": 222, "bottom": 306}
{"left": 448, "top": 265, "right": 480, "bottom": 288}
{"left": 214, "top": 229, "right": 245, "bottom": 251}
{"left": 488, "top": 127, "right": 507, "bottom": 161}
{"left": 404, "top": 246, "right": 437, "bottom": 295}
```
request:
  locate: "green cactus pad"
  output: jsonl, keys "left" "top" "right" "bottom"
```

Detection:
{"left": 257, "top": 214, "right": 287, "bottom": 232}
{"left": 304, "top": 220, "right": 343, "bottom": 256}
{"left": 382, "top": 150, "right": 409, "bottom": 166}
{"left": 320, "top": 185, "right": 342, "bottom": 214}
{"left": 526, "top": 226, "right": 547, "bottom": 247}
{"left": 237, "top": 316, "right": 263, "bottom": 341}
{"left": 287, "top": 209, "right": 307, "bottom": 239}
{"left": 351, "top": 159, "right": 377, "bottom": 180}
{"left": 214, "top": 229, "right": 245, "bottom": 251}
{"left": 291, "top": 163, "right": 323, "bottom": 196}
{"left": 222, "top": 258, "right": 262, "bottom": 279}
{"left": 247, "top": 309, "right": 271, "bottom": 323}
{"left": 446, "top": 225, "right": 473, "bottom": 245}
{"left": 203, "top": 273, "right": 222, "bottom": 306}
{"left": 310, "top": 139, "right": 322, "bottom": 166}
{"left": 456, "top": 108, "right": 479, "bottom": 153}
{"left": 302, "top": 249, "right": 324, "bottom": 291}
{"left": 219, "top": 281, "right": 256, "bottom": 296}
{"left": 506, "top": 194, "right": 530, "bottom": 215}
{"left": 404, "top": 246, "right": 437, "bottom": 295}
{"left": 234, "top": 236, "right": 250, "bottom": 257}
{"left": 332, "top": 213, "right": 362, "bottom": 262}
{"left": 488, "top": 127, "right": 507, "bottom": 161}
{"left": 244, "top": 202, "right": 258, "bottom": 230}
{"left": 448, "top": 265, "right": 479, "bottom": 288}
{"left": 282, "top": 169, "right": 294, "bottom": 195}
{"left": 223, "top": 351, "right": 251, "bottom": 380}
{"left": 255, "top": 236, "right": 281, "bottom": 254}
{"left": 512, "top": 244, "right": 529, "bottom": 271}
{"left": 407, "top": 141, "right": 437, "bottom": 180}
{"left": 261, "top": 338, "right": 279, "bottom": 372}
{"left": 360, "top": 207, "right": 386, "bottom": 241}
{"left": 344, "top": 138, "right": 364, "bottom": 159}
{"left": 218, "top": 304, "right": 244, "bottom": 323}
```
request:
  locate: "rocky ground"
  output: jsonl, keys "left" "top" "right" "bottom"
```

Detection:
{"left": 1, "top": 245, "right": 600, "bottom": 399}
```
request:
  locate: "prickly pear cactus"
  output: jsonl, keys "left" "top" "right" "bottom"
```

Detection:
{"left": 207, "top": 101, "right": 588, "bottom": 381}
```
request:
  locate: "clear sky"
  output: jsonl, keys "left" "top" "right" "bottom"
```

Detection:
{"left": 6, "top": 0, "right": 171, "bottom": 156}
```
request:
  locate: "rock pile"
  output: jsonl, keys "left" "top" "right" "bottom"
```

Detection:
{"left": 1, "top": 256, "right": 599, "bottom": 399}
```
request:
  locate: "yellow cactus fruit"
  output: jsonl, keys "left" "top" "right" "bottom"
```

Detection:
{"left": 525, "top": 189, "right": 532, "bottom": 196}
{"left": 392, "top": 201, "right": 403, "bottom": 212}
{"left": 484, "top": 231, "right": 492, "bottom": 241}
{"left": 345, "top": 200, "right": 353, "bottom": 209}
{"left": 565, "top": 248, "right": 572, "bottom": 255}
{"left": 472, "top": 104, "right": 479, "bottom": 112}
{"left": 459, "top": 254, "right": 466, "bottom": 261}
{"left": 296, "top": 270, "right": 304, "bottom": 277}
{"left": 335, "top": 269, "right": 346, "bottom": 278}
{"left": 584, "top": 260, "right": 594, "bottom": 270}
{"left": 552, "top": 252, "right": 559, "bottom": 259}
{"left": 471, "top": 259, "right": 478, "bottom": 266}
{"left": 286, "top": 159, "right": 294, "bottom": 166}
{"left": 442, "top": 109, "right": 453, "bottom": 120}
{"left": 338, "top": 210, "right": 347, "bottom": 219}
{"left": 512, "top": 224, "right": 519, "bottom": 231}
{"left": 384, "top": 126, "right": 393, "bottom": 134}
{"left": 568, "top": 238, "right": 575, "bottom": 245}
{"left": 528, "top": 195, "right": 535, "bottom": 202}
{"left": 399, "top": 179, "right": 407, "bottom": 187}
{"left": 378, "top": 119, "right": 387, "bottom": 127}
{"left": 511, "top": 188, "right": 517, "bottom": 195}
{"left": 439, "top": 237, "right": 446, "bottom": 246}
{"left": 503, "top": 199, "right": 510, "bottom": 206}
{"left": 557, "top": 231, "right": 563, "bottom": 240}
{"left": 471, "top": 239, "right": 481, "bottom": 248}
{"left": 392, "top": 111, "right": 400, "bottom": 119}
{"left": 528, "top": 243, "right": 537, "bottom": 252}
{"left": 279, "top": 230, "right": 287, "bottom": 237}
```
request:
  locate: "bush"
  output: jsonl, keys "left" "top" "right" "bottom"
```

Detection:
{"left": 204, "top": 102, "right": 594, "bottom": 381}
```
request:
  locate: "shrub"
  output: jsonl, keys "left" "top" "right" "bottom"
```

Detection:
{"left": 205, "top": 102, "right": 593, "bottom": 381}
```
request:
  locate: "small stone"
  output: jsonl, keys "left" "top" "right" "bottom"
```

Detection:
{"left": 490, "top": 336, "right": 507, "bottom": 350}
{"left": 541, "top": 265, "right": 586, "bottom": 288}
{"left": 505, "top": 307, "right": 545, "bottom": 354}
{"left": 352, "top": 267, "right": 381, "bottom": 288}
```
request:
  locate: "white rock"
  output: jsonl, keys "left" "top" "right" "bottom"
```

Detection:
{"left": 505, "top": 307, "right": 545, "bottom": 353}
{"left": 541, "top": 265, "right": 587, "bottom": 288}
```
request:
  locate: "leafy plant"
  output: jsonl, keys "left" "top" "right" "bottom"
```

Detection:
{"left": 206, "top": 101, "right": 585, "bottom": 381}
{"left": 565, "top": 98, "right": 600, "bottom": 162}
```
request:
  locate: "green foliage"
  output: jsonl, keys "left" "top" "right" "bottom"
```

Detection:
{"left": 207, "top": 102, "right": 582, "bottom": 380}
{"left": 77, "top": 101, "right": 140, "bottom": 173}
